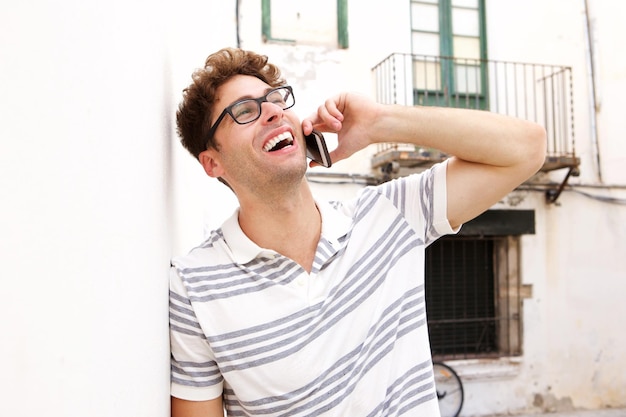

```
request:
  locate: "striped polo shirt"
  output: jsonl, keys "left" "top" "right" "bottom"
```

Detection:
{"left": 170, "top": 161, "right": 456, "bottom": 416}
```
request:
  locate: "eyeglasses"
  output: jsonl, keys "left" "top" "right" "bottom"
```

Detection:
{"left": 206, "top": 85, "right": 295, "bottom": 146}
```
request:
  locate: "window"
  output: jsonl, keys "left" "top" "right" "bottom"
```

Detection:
{"left": 410, "top": 0, "right": 487, "bottom": 109}
{"left": 425, "top": 210, "right": 535, "bottom": 360}
{"left": 261, "top": 0, "right": 349, "bottom": 48}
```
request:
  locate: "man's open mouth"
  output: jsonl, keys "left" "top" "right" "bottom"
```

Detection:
{"left": 263, "top": 132, "right": 294, "bottom": 152}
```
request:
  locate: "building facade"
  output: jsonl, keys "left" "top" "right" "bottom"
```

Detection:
{"left": 198, "top": 1, "right": 624, "bottom": 415}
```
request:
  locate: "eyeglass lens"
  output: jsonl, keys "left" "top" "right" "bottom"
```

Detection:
{"left": 231, "top": 87, "right": 293, "bottom": 124}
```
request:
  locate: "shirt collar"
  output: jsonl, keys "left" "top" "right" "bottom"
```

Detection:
{"left": 220, "top": 200, "right": 352, "bottom": 264}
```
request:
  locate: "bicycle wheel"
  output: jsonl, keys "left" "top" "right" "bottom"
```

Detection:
{"left": 433, "top": 362, "right": 464, "bottom": 417}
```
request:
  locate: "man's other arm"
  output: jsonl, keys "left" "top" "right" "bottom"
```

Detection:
{"left": 171, "top": 396, "right": 224, "bottom": 417}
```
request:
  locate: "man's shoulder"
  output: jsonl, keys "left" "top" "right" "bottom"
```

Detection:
{"left": 172, "top": 228, "right": 226, "bottom": 271}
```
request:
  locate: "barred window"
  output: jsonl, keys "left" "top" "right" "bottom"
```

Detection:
{"left": 426, "top": 235, "right": 523, "bottom": 360}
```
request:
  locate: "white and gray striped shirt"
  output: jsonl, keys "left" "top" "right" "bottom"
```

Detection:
{"left": 170, "top": 161, "right": 456, "bottom": 416}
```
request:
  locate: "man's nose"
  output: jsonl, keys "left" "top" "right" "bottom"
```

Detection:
{"left": 260, "top": 101, "right": 284, "bottom": 124}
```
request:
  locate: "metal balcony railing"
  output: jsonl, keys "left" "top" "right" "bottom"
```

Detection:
{"left": 371, "top": 53, "right": 579, "bottom": 201}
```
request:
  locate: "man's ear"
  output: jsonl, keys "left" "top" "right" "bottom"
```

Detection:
{"left": 199, "top": 149, "right": 225, "bottom": 179}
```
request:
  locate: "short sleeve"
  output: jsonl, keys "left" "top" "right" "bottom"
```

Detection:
{"left": 429, "top": 160, "right": 461, "bottom": 241}
{"left": 375, "top": 160, "right": 460, "bottom": 246}
{"left": 169, "top": 267, "right": 224, "bottom": 401}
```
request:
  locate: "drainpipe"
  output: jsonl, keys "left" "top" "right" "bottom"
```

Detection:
{"left": 583, "top": 0, "right": 602, "bottom": 182}
{"left": 236, "top": 0, "right": 241, "bottom": 48}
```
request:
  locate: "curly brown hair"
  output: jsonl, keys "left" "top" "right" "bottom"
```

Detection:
{"left": 176, "top": 47, "right": 286, "bottom": 160}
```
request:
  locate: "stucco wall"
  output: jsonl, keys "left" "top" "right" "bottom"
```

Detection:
{"left": 0, "top": 1, "right": 174, "bottom": 415}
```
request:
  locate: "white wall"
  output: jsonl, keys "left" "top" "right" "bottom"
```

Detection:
{"left": 2, "top": 1, "right": 175, "bottom": 415}
{"left": 584, "top": 0, "right": 626, "bottom": 183}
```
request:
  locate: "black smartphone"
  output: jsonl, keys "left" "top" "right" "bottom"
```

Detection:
{"left": 305, "top": 130, "right": 332, "bottom": 168}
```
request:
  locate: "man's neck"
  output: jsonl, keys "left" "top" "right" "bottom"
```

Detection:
{"left": 237, "top": 182, "right": 321, "bottom": 273}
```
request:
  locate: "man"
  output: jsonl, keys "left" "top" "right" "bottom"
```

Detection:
{"left": 170, "top": 47, "right": 546, "bottom": 417}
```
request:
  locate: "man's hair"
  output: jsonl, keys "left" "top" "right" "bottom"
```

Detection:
{"left": 176, "top": 47, "right": 286, "bottom": 160}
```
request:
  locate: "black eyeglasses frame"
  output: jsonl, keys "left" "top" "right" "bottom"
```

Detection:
{"left": 205, "top": 85, "right": 295, "bottom": 148}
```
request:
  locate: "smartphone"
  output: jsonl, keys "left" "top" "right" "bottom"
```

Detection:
{"left": 305, "top": 130, "right": 332, "bottom": 168}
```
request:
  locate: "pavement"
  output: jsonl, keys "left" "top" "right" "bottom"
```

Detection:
{"left": 483, "top": 408, "right": 626, "bottom": 417}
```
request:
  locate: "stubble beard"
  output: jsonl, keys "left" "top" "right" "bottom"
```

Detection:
{"left": 235, "top": 158, "right": 308, "bottom": 200}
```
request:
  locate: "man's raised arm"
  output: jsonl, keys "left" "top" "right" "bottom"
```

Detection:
{"left": 304, "top": 94, "right": 547, "bottom": 228}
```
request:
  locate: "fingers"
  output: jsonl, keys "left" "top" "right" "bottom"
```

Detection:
{"left": 302, "top": 94, "right": 346, "bottom": 134}
{"left": 320, "top": 96, "right": 345, "bottom": 127}
{"left": 301, "top": 119, "right": 314, "bottom": 136}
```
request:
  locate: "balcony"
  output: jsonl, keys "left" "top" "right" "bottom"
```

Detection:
{"left": 371, "top": 53, "right": 580, "bottom": 203}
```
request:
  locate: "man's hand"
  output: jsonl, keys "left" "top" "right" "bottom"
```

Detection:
{"left": 302, "top": 92, "right": 383, "bottom": 165}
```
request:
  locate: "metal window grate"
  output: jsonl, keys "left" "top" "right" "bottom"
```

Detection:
{"left": 426, "top": 236, "right": 521, "bottom": 360}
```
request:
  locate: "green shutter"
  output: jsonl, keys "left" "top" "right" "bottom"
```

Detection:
{"left": 337, "top": 0, "right": 349, "bottom": 48}
{"left": 261, "top": 0, "right": 271, "bottom": 41}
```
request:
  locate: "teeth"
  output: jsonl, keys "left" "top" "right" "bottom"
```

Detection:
{"left": 263, "top": 132, "right": 293, "bottom": 152}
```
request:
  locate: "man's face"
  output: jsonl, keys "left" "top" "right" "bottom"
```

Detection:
{"left": 200, "top": 75, "right": 307, "bottom": 196}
